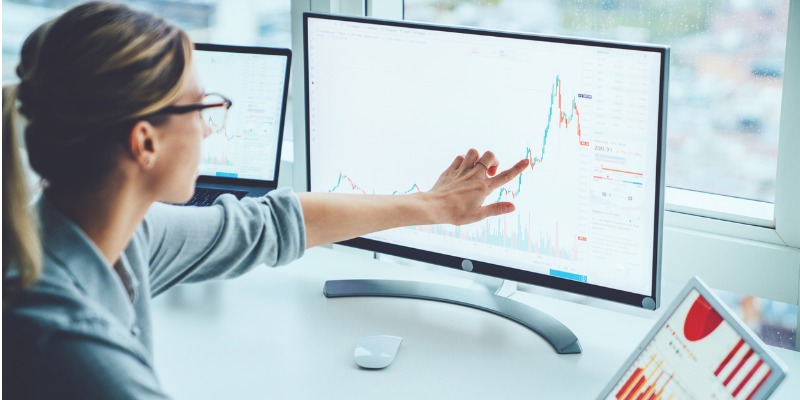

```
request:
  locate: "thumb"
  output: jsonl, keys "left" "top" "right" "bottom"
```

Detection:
{"left": 481, "top": 202, "right": 516, "bottom": 219}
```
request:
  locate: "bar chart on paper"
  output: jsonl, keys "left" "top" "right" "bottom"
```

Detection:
{"left": 614, "top": 354, "right": 679, "bottom": 400}
{"left": 607, "top": 290, "right": 776, "bottom": 400}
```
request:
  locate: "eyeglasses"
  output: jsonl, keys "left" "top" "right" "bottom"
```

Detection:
{"left": 149, "top": 93, "right": 233, "bottom": 134}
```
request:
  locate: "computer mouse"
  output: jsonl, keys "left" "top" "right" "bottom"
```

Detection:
{"left": 353, "top": 335, "right": 403, "bottom": 369}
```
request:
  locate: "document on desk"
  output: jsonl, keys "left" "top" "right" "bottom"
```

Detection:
{"left": 598, "top": 277, "right": 786, "bottom": 400}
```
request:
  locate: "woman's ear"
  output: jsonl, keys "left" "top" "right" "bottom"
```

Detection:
{"left": 127, "top": 120, "right": 158, "bottom": 170}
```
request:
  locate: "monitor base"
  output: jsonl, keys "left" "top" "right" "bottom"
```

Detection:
{"left": 323, "top": 279, "right": 582, "bottom": 354}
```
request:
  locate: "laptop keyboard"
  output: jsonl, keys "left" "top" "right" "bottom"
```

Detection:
{"left": 182, "top": 188, "right": 248, "bottom": 207}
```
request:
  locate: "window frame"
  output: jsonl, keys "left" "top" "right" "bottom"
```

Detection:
{"left": 291, "top": 0, "right": 800, "bottom": 349}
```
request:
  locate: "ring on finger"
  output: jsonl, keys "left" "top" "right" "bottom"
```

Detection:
{"left": 475, "top": 161, "right": 490, "bottom": 170}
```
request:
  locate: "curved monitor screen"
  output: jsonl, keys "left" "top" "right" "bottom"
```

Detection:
{"left": 304, "top": 13, "right": 668, "bottom": 308}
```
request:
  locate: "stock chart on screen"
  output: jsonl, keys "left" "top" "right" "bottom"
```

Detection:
{"left": 194, "top": 50, "right": 287, "bottom": 181}
{"left": 307, "top": 17, "right": 664, "bottom": 297}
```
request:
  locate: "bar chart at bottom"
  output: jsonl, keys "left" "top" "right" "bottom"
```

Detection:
{"left": 614, "top": 353, "right": 684, "bottom": 400}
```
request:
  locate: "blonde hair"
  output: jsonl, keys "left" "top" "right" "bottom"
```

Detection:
{"left": 3, "top": 85, "right": 42, "bottom": 289}
{"left": 3, "top": 1, "right": 193, "bottom": 290}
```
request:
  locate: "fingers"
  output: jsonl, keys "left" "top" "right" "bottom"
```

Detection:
{"left": 488, "top": 158, "right": 530, "bottom": 191}
{"left": 481, "top": 202, "right": 516, "bottom": 218}
{"left": 448, "top": 155, "right": 465, "bottom": 171}
{"left": 476, "top": 151, "right": 498, "bottom": 168}
{"left": 452, "top": 150, "right": 524, "bottom": 181}
{"left": 476, "top": 151, "right": 499, "bottom": 176}
{"left": 458, "top": 148, "right": 480, "bottom": 172}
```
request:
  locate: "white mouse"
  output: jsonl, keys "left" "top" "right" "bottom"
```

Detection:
{"left": 353, "top": 335, "right": 403, "bottom": 369}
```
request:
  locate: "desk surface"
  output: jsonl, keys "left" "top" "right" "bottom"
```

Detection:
{"left": 152, "top": 247, "right": 799, "bottom": 399}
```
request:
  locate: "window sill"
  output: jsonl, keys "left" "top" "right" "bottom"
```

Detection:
{"left": 662, "top": 187, "right": 790, "bottom": 247}
{"left": 665, "top": 187, "right": 774, "bottom": 228}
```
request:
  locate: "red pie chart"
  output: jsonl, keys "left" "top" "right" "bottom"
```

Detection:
{"left": 684, "top": 295, "right": 724, "bottom": 341}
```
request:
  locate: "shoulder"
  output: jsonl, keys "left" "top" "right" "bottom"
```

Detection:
{"left": 4, "top": 259, "right": 145, "bottom": 356}
{"left": 4, "top": 309, "right": 160, "bottom": 399}
{"left": 5, "top": 264, "right": 92, "bottom": 331}
{"left": 4, "top": 270, "right": 135, "bottom": 349}
{"left": 4, "top": 279, "right": 153, "bottom": 398}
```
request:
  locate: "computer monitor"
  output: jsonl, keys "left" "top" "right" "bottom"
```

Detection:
{"left": 193, "top": 44, "right": 290, "bottom": 189}
{"left": 304, "top": 13, "right": 668, "bottom": 354}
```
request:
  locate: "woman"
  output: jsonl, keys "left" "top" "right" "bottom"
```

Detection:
{"left": 2, "top": 2, "right": 528, "bottom": 398}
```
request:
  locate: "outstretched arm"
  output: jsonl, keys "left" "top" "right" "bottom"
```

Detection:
{"left": 298, "top": 148, "right": 530, "bottom": 249}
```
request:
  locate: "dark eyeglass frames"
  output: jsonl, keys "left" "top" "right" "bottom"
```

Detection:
{"left": 55, "top": 93, "right": 234, "bottom": 145}
{"left": 148, "top": 93, "right": 233, "bottom": 134}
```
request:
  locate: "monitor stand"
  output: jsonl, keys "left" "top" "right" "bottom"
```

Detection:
{"left": 323, "top": 277, "right": 582, "bottom": 354}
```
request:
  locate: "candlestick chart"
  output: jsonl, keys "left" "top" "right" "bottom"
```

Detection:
{"left": 308, "top": 14, "right": 664, "bottom": 298}
{"left": 326, "top": 75, "right": 590, "bottom": 267}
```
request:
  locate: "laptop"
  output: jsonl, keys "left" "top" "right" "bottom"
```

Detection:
{"left": 185, "top": 43, "right": 291, "bottom": 206}
{"left": 598, "top": 277, "right": 787, "bottom": 400}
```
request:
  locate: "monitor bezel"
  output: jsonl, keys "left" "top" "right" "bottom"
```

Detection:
{"left": 194, "top": 43, "right": 292, "bottom": 188}
{"left": 303, "top": 12, "right": 669, "bottom": 309}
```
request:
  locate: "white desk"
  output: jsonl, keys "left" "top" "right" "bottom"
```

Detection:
{"left": 152, "top": 247, "right": 799, "bottom": 399}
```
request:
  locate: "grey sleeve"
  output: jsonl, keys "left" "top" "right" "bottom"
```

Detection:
{"left": 38, "top": 330, "right": 169, "bottom": 400}
{"left": 141, "top": 188, "right": 306, "bottom": 296}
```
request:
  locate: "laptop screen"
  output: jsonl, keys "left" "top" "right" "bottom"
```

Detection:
{"left": 193, "top": 44, "right": 290, "bottom": 183}
{"left": 600, "top": 277, "right": 787, "bottom": 400}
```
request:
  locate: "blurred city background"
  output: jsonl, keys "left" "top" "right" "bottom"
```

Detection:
{"left": 2, "top": 0, "right": 794, "bottom": 349}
